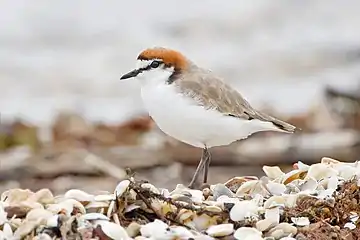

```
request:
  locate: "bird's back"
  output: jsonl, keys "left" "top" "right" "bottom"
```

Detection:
{"left": 173, "top": 65, "right": 297, "bottom": 133}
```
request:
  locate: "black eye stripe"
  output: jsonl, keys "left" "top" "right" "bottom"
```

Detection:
{"left": 137, "top": 60, "right": 163, "bottom": 73}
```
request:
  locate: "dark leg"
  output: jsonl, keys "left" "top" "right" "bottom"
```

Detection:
{"left": 188, "top": 148, "right": 208, "bottom": 189}
{"left": 202, "top": 148, "right": 211, "bottom": 184}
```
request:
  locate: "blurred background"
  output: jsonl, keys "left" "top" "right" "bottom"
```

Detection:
{"left": 0, "top": 0, "right": 360, "bottom": 195}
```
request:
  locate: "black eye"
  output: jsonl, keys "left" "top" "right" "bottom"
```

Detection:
{"left": 150, "top": 61, "right": 161, "bottom": 68}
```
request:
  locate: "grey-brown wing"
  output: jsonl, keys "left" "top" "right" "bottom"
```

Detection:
{"left": 175, "top": 71, "right": 296, "bottom": 133}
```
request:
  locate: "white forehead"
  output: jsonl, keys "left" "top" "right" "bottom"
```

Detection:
{"left": 136, "top": 60, "right": 151, "bottom": 69}
{"left": 136, "top": 59, "right": 164, "bottom": 69}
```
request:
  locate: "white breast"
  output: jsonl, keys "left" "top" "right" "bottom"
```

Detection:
{"left": 140, "top": 82, "right": 277, "bottom": 148}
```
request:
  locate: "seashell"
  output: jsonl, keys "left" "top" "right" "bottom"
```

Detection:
{"left": 140, "top": 219, "right": 168, "bottom": 238}
{"left": 160, "top": 188, "right": 170, "bottom": 197}
{"left": 64, "top": 189, "right": 94, "bottom": 203}
{"left": 230, "top": 200, "right": 258, "bottom": 221}
{"left": 212, "top": 184, "right": 234, "bottom": 200}
{"left": 9, "top": 218, "right": 22, "bottom": 228}
{"left": 283, "top": 194, "right": 299, "bottom": 208}
{"left": 114, "top": 180, "right": 130, "bottom": 197}
{"left": 204, "top": 205, "right": 222, "bottom": 213}
{"left": 13, "top": 220, "right": 38, "bottom": 239}
{"left": 47, "top": 199, "right": 85, "bottom": 216}
{"left": 264, "top": 196, "right": 286, "bottom": 209}
{"left": 26, "top": 208, "right": 53, "bottom": 225}
{"left": 134, "top": 237, "right": 150, "bottom": 240}
{"left": 252, "top": 194, "right": 264, "bottom": 207}
{"left": 125, "top": 204, "right": 141, "bottom": 213}
{"left": 216, "top": 195, "right": 240, "bottom": 206}
{"left": 349, "top": 212, "right": 359, "bottom": 223}
{"left": 81, "top": 213, "right": 109, "bottom": 221}
{"left": 2, "top": 222, "right": 13, "bottom": 239}
{"left": 344, "top": 222, "right": 356, "bottom": 230}
{"left": 327, "top": 176, "right": 339, "bottom": 190}
{"left": 291, "top": 217, "right": 310, "bottom": 226}
{"left": 46, "top": 215, "right": 59, "bottom": 227}
{"left": 299, "top": 178, "right": 318, "bottom": 193}
{"left": 85, "top": 201, "right": 109, "bottom": 209}
{"left": 107, "top": 199, "right": 116, "bottom": 218}
{"left": 266, "top": 182, "right": 286, "bottom": 196}
{"left": 94, "top": 220, "right": 130, "bottom": 239}
{"left": 141, "top": 183, "right": 160, "bottom": 194}
{"left": 295, "top": 161, "right": 310, "bottom": 171}
{"left": 267, "top": 223, "right": 297, "bottom": 239}
{"left": 167, "top": 226, "right": 195, "bottom": 239}
{"left": 233, "top": 227, "right": 263, "bottom": 240}
{"left": 321, "top": 157, "right": 340, "bottom": 165}
{"left": 236, "top": 180, "right": 269, "bottom": 197}
{"left": 192, "top": 213, "right": 219, "bottom": 231}
{"left": 206, "top": 223, "right": 234, "bottom": 237}
{"left": 263, "top": 166, "right": 285, "bottom": 180}
{"left": 284, "top": 181, "right": 301, "bottom": 194}
{"left": 305, "top": 163, "right": 338, "bottom": 181}
{"left": 279, "top": 238, "right": 296, "bottom": 240}
{"left": 282, "top": 170, "right": 307, "bottom": 185}
{"left": 0, "top": 204, "right": 7, "bottom": 225}
{"left": 256, "top": 219, "right": 277, "bottom": 232}
{"left": 265, "top": 207, "right": 280, "bottom": 225}
{"left": 235, "top": 180, "right": 258, "bottom": 196}
{"left": 18, "top": 200, "right": 44, "bottom": 210}
{"left": 224, "top": 176, "right": 258, "bottom": 193}
{"left": 170, "top": 185, "right": 204, "bottom": 203}
{"left": 5, "top": 201, "right": 44, "bottom": 218}
{"left": 177, "top": 209, "right": 194, "bottom": 224}
{"left": 317, "top": 188, "right": 336, "bottom": 199}
{"left": 1, "top": 189, "right": 33, "bottom": 204}
{"left": 188, "top": 190, "right": 204, "bottom": 203}
{"left": 28, "top": 189, "right": 54, "bottom": 205}
{"left": 126, "top": 222, "right": 141, "bottom": 238}
{"left": 335, "top": 165, "right": 357, "bottom": 181}
{"left": 171, "top": 194, "right": 193, "bottom": 204}
{"left": 94, "top": 194, "right": 115, "bottom": 202}
{"left": 33, "top": 233, "right": 53, "bottom": 240}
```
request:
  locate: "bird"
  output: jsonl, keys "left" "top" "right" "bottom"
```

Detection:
{"left": 120, "top": 47, "right": 297, "bottom": 189}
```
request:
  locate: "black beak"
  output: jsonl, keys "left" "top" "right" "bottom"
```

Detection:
{"left": 120, "top": 69, "right": 141, "bottom": 80}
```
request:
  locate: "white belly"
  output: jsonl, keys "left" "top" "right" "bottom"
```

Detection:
{"left": 140, "top": 83, "right": 277, "bottom": 148}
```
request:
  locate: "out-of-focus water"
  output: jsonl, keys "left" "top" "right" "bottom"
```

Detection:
{"left": 1, "top": 0, "right": 360, "bottom": 125}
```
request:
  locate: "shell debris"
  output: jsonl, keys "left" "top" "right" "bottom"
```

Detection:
{"left": 1, "top": 157, "right": 360, "bottom": 239}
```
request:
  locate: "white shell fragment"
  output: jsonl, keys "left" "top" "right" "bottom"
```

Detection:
{"left": 115, "top": 180, "right": 131, "bottom": 197}
{"left": 344, "top": 222, "right": 356, "bottom": 230}
{"left": 94, "top": 220, "right": 130, "bottom": 239}
{"left": 234, "top": 227, "right": 263, "bottom": 240}
{"left": 64, "top": 189, "right": 95, "bottom": 202}
{"left": 230, "top": 200, "right": 258, "bottom": 221}
{"left": 291, "top": 217, "right": 310, "bottom": 226}
{"left": 206, "top": 223, "right": 234, "bottom": 237}
{"left": 263, "top": 166, "right": 285, "bottom": 180}
{"left": 268, "top": 223, "right": 297, "bottom": 238}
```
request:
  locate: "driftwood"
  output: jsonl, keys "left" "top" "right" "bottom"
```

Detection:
{"left": 171, "top": 130, "right": 360, "bottom": 166}
{"left": 0, "top": 130, "right": 359, "bottom": 184}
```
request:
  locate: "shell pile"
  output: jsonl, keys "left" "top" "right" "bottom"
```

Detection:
{"left": 1, "top": 156, "right": 360, "bottom": 240}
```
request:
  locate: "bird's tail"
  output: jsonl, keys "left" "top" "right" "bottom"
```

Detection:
{"left": 270, "top": 117, "right": 299, "bottom": 133}
{"left": 256, "top": 111, "right": 299, "bottom": 133}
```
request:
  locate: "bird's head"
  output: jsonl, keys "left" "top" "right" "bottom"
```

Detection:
{"left": 120, "top": 47, "right": 190, "bottom": 85}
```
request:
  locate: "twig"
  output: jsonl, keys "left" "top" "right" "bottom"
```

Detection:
{"left": 130, "top": 181, "right": 228, "bottom": 218}
{"left": 134, "top": 189, "right": 167, "bottom": 223}
{"left": 83, "top": 153, "right": 126, "bottom": 180}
